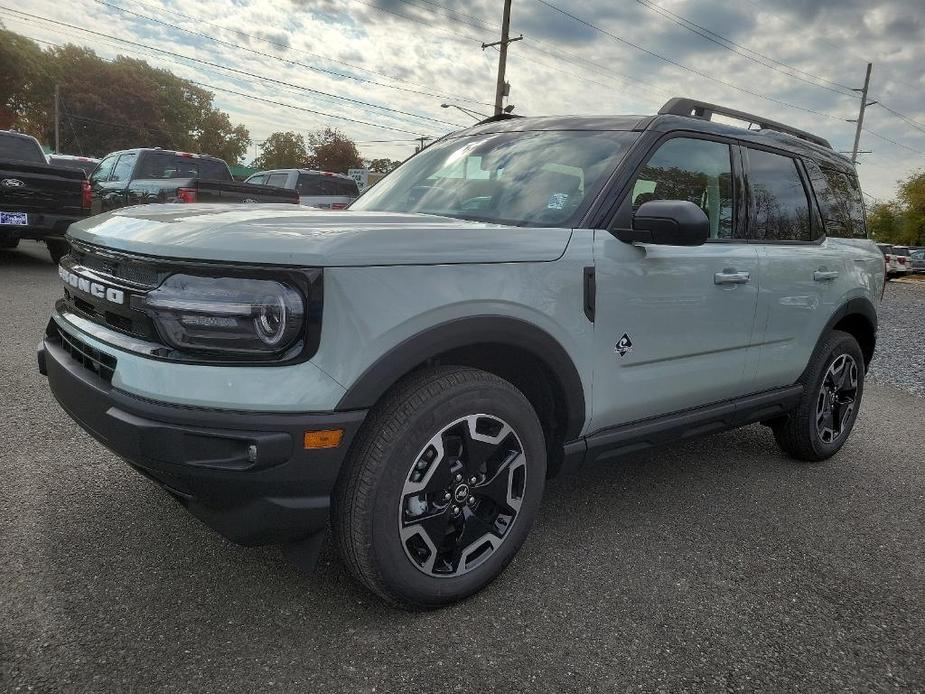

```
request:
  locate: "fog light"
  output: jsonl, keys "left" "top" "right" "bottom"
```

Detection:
{"left": 304, "top": 429, "right": 344, "bottom": 449}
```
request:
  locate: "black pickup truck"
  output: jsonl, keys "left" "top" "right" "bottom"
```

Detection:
{"left": 0, "top": 130, "right": 91, "bottom": 262}
{"left": 89, "top": 148, "right": 298, "bottom": 214}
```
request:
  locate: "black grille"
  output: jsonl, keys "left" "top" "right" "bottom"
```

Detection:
{"left": 56, "top": 325, "right": 117, "bottom": 382}
{"left": 71, "top": 247, "right": 159, "bottom": 287}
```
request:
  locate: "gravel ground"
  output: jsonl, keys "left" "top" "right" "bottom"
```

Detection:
{"left": 869, "top": 279, "right": 925, "bottom": 398}
{"left": 1, "top": 242, "right": 924, "bottom": 693}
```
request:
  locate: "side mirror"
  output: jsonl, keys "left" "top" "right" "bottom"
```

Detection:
{"left": 614, "top": 200, "right": 710, "bottom": 246}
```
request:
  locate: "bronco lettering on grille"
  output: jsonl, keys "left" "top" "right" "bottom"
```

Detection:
{"left": 59, "top": 266, "right": 125, "bottom": 305}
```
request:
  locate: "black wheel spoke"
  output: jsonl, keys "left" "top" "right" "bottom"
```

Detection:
{"left": 815, "top": 353, "right": 860, "bottom": 445}
{"left": 472, "top": 451, "right": 521, "bottom": 512}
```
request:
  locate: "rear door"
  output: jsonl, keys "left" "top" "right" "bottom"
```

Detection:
{"left": 743, "top": 147, "right": 846, "bottom": 392}
{"left": 591, "top": 134, "right": 761, "bottom": 431}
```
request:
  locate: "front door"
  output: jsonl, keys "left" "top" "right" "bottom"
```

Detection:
{"left": 590, "top": 135, "right": 761, "bottom": 432}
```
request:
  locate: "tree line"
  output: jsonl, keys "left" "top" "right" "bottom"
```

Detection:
{"left": 867, "top": 171, "right": 925, "bottom": 247}
{"left": 0, "top": 27, "right": 406, "bottom": 174}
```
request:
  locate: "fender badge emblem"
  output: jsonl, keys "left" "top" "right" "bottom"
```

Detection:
{"left": 615, "top": 334, "right": 633, "bottom": 357}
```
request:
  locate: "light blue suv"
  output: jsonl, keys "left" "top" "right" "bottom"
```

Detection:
{"left": 39, "top": 98, "right": 884, "bottom": 607}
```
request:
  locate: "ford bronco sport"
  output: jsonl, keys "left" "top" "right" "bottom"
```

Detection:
{"left": 39, "top": 98, "right": 883, "bottom": 608}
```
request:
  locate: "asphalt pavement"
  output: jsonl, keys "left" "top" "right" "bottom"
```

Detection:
{"left": 1, "top": 241, "right": 923, "bottom": 693}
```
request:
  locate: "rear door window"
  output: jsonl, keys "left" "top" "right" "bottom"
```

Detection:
{"left": 266, "top": 173, "right": 290, "bottom": 188}
{"left": 746, "top": 148, "right": 812, "bottom": 241}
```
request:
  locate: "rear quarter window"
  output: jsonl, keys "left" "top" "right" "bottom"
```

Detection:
{"left": 297, "top": 174, "right": 358, "bottom": 196}
{"left": 805, "top": 160, "right": 867, "bottom": 238}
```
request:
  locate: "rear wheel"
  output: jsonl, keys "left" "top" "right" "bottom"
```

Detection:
{"left": 772, "top": 330, "right": 864, "bottom": 461}
{"left": 333, "top": 366, "right": 546, "bottom": 608}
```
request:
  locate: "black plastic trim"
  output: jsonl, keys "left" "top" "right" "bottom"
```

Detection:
{"left": 564, "top": 385, "right": 804, "bottom": 470}
{"left": 39, "top": 332, "right": 366, "bottom": 546}
{"left": 583, "top": 266, "right": 595, "bottom": 322}
{"left": 336, "top": 315, "right": 587, "bottom": 441}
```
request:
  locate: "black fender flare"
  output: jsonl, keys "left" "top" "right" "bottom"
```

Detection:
{"left": 809, "top": 296, "right": 878, "bottom": 373}
{"left": 336, "top": 315, "right": 587, "bottom": 441}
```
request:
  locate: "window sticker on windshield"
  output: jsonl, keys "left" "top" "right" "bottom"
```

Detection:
{"left": 547, "top": 192, "right": 569, "bottom": 209}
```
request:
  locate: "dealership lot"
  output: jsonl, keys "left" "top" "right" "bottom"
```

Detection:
{"left": 1, "top": 242, "right": 923, "bottom": 693}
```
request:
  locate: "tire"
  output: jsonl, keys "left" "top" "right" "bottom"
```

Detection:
{"left": 46, "top": 239, "right": 69, "bottom": 264}
{"left": 772, "top": 330, "right": 865, "bottom": 462}
{"left": 0, "top": 238, "right": 19, "bottom": 250}
{"left": 333, "top": 366, "right": 546, "bottom": 609}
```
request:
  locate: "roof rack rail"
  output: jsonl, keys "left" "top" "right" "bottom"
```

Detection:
{"left": 475, "top": 112, "right": 523, "bottom": 126}
{"left": 658, "top": 97, "right": 832, "bottom": 150}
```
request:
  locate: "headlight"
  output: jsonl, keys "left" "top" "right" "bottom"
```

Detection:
{"left": 143, "top": 274, "right": 305, "bottom": 356}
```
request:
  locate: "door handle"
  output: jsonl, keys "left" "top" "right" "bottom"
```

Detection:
{"left": 813, "top": 270, "right": 839, "bottom": 281}
{"left": 714, "top": 270, "right": 751, "bottom": 285}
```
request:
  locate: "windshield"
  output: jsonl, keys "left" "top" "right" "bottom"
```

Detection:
{"left": 350, "top": 129, "right": 638, "bottom": 226}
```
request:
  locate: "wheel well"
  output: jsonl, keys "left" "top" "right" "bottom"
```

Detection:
{"left": 420, "top": 343, "right": 570, "bottom": 477}
{"left": 832, "top": 313, "right": 876, "bottom": 368}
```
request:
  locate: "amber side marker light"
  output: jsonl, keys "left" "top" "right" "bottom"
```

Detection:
{"left": 304, "top": 429, "right": 344, "bottom": 449}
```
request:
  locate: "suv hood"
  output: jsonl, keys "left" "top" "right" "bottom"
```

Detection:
{"left": 67, "top": 204, "right": 572, "bottom": 266}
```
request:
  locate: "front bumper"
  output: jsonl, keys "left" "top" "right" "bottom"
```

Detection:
{"left": 38, "top": 326, "right": 367, "bottom": 546}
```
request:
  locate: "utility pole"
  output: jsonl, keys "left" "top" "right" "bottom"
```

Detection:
{"left": 482, "top": 0, "right": 522, "bottom": 116}
{"left": 849, "top": 63, "right": 876, "bottom": 165}
{"left": 54, "top": 84, "right": 60, "bottom": 153}
{"left": 416, "top": 135, "right": 432, "bottom": 152}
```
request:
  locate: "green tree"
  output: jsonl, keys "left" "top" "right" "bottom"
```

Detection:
{"left": 0, "top": 30, "right": 250, "bottom": 160}
{"left": 366, "top": 157, "right": 403, "bottom": 174}
{"left": 306, "top": 127, "right": 363, "bottom": 173}
{"left": 897, "top": 171, "right": 925, "bottom": 246}
{"left": 0, "top": 27, "right": 53, "bottom": 131}
{"left": 253, "top": 131, "right": 309, "bottom": 169}
{"left": 868, "top": 200, "right": 904, "bottom": 243}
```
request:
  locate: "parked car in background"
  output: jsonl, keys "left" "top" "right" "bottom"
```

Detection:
{"left": 244, "top": 168, "right": 359, "bottom": 209}
{"left": 876, "top": 243, "right": 908, "bottom": 280}
{"left": 89, "top": 148, "right": 298, "bottom": 215}
{"left": 47, "top": 154, "right": 101, "bottom": 177}
{"left": 0, "top": 130, "right": 90, "bottom": 262}
{"left": 891, "top": 245, "right": 913, "bottom": 277}
{"left": 910, "top": 247, "right": 925, "bottom": 273}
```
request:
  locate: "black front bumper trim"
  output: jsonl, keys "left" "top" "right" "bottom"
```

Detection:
{"left": 39, "top": 332, "right": 366, "bottom": 546}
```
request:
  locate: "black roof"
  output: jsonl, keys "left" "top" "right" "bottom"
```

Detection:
{"left": 454, "top": 97, "right": 853, "bottom": 173}
{"left": 104, "top": 147, "right": 226, "bottom": 162}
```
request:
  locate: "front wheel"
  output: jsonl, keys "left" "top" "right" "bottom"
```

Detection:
{"left": 773, "top": 330, "right": 865, "bottom": 461}
{"left": 46, "top": 239, "right": 69, "bottom": 264}
{"left": 333, "top": 366, "right": 546, "bottom": 608}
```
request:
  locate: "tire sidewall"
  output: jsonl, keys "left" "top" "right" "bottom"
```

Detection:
{"left": 366, "top": 380, "right": 546, "bottom": 606}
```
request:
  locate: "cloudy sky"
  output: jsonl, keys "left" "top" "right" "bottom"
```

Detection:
{"left": 4, "top": 0, "right": 924, "bottom": 199}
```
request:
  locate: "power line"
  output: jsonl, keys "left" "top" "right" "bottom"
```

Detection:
{"left": 531, "top": 0, "right": 848, "bottom": 123}
{"left": 2, "top": 19, "right": 448, "bottom": 141}
{"left": 633, "top": 0, "right": 856, "bottom": 97}
{"left": 117, "top": 0, "right": 494, "bottom": 109}
{"left": 874, "top": 103, "right": 925, "bottom": 136}
{"left": 862, "top": 127, "right": 925, "bottom": 156}
{"left": 2, "top": 6, "right": 462, "bottom": 135}
{"left": 91, "top": 0, "right": 465, "bottom": 130}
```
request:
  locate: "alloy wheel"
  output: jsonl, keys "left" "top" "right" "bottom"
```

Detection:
{"left": 815, "top": 353, "right": 859, "bottom": 445}
{"left": 398, "top": 414, "right": 527, "bottom": 577}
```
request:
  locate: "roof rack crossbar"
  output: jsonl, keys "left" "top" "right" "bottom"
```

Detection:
{"left": 658, "top": 97, "right": 832, "bottom": 149}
